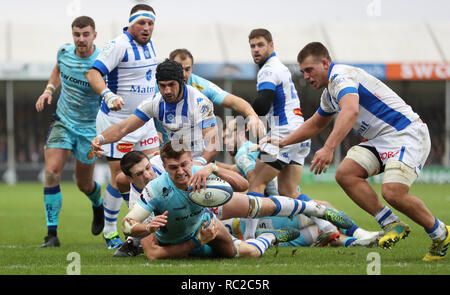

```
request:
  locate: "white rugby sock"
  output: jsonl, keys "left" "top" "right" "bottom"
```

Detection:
{"left": 426, "top": 218, "right": 447, "bottom": 240}
{"left": 374, "top": 206, "right": 399, "bottom": 228}
{"left": 103, "top": 183, "right": 123, "bottom": 237}
{"left": 246, "top": 234, "right": 274, "bottom": 257}
{"left": 243, "top": 218, "right": 259, "bottom": 239}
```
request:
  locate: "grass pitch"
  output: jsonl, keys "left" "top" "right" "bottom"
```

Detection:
{"left": 0, "top": 182, "right": 449, "bottom": 275}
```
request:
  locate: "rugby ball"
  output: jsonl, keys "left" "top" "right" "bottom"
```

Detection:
{"left": 188, "top": 176, "right": 233, "bottom": 207}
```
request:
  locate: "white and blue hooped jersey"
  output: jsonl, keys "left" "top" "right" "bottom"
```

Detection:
{"left": 134, "top": 84, "right": 217, "bottom": 155}
{"left": 319, "top": 63, "right": 419, "bottom": 140}
{"left": 56, "top": 44, "right": 101, "bottom": 127}
{"left": 92, "top": 28, "right": 158, "bottom": 120}
{"left": 257, "top": 52, "right": 304, "bottom": 129}
{"left": 137, "top": 166, "right": 207, "bottom": 244}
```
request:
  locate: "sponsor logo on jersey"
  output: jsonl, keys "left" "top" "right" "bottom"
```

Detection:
{"left": 192, "top": 82, "right": 205, "bottom": 92}
{"left": 379, "top": 150, "right": 400, "bottom": 160}
{"left": 293, "top": 108, "right": 303, "bottom": 116}
{"left": 145, "top": 69, "right": 152, "bottom": 81}
{"left": 140, "top": 136, "right": 159, "bottom": 147}
{"left": 130, "top": 85, "right": 155, "bottom": 94}
{"left": 116, "top": 143, "right": 134, "bottom": 153}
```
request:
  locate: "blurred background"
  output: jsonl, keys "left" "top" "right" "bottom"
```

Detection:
{"left": 1, "top": 0, "right": 450, "bottom": 184}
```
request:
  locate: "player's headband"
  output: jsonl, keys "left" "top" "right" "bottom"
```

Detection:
{"left": 129, "top": 10, "right": 156, "bottom": 26}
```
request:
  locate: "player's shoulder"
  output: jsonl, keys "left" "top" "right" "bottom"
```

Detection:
{"left": 189, "top": 73, "right": 209, "bottom": 91}
{"left": 186, "top": 84, "right": 211, "bottom": 104}
{"left": 329, "top": 63, "right": 360, "bottom": 81}
{"left": 57, "top": 43, "right": 75, "bottom": 57}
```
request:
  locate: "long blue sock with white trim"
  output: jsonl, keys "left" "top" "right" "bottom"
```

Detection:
{"left": 44, "top": 185, "right": 63, "bottom": 236}
{"left": 103, "top": 183, "right": 123, "bottom": 237}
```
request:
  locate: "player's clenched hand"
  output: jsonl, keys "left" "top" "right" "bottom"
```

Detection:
{"left": 35, "top": 92, "right": 53, "bottom": 112}
{"left": 199, "top": 217, "right": 218, "bottom": 245}
{"left": 102, "top": 89, "right": 125, "bottom": 111}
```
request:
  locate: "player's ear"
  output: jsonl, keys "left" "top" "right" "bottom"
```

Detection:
{"left": 321, "top": 58, "right": 330, "bottom": 70}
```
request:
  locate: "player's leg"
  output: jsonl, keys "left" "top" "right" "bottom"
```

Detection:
{"left": 102, "top": 159, "right": 125, "bottom": 249}
{"left": 280, "top": 163, "right": 340, "bottom": 236}
{"left": 41, "top": 148, "right": 71, "bottom": 247}
{"left": 276, "top": 163, "right": 303, "bottom": 198}
{"left": 381, "top": 161, "right": 449, "bottom": 259}
{"left": 222, "top": 192, "right": 353, "bottom": 229}
{"left": 74, "top": 160, "right": 104, "bottom": 235}
{"left": 247, "top": 159, "right": 280, "bottom": 195}
{"left": 335, "top": 156, "right": 385, "bottom": 216}
{"left": 206, "top": 220, "right": 237, "bottom": 258}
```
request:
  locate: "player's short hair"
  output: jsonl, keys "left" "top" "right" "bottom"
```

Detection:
{"left": 130, "top": 4, "right": 155, "bottom": 15}
{"left": 71, "top": 16, "right": 95, "bottom": 30}
{"left": 297, "top": 42, "right": 331, "bottom": 64}
{"left": 120, "top": 151, "right": 148, "bottom": 177}
{"left": 160, "top": 141, "right": 190, "bottom": 163}
{"left": 169, "top": 48, "right": 194, "bottom": 65}
{"left": 248, "top": 28, "right": 273, "bottom": 43}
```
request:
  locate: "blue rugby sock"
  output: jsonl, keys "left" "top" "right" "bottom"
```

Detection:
{"left": 86, "top": 181, "right": 102, "bottom": 207}
{"left": 44, "top": 185, "right": 63, "bottom": 236}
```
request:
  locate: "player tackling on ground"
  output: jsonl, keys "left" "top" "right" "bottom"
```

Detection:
{"left": 263, "top": 42, "right": 450, "bottom": 261}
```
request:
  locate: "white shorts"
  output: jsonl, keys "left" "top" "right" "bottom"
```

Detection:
{"left": 96, "top": 111, "right": 160, "bottom": 159}
{"left": 260, "top": 127, "right": 311, "bottom": 165}
{"left": 359, "top": 121, "right": 431, "bottom": 176}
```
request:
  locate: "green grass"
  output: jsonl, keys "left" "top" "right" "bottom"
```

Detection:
{"left": 0, "top": 182, "right": 449, "bottom": 275}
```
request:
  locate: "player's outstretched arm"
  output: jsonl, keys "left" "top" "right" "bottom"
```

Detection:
{"left": 91, "top": 114, "right": 145, "bottom": 156}
{"left": 222, "top": 94, "right": 265, "bottom": 138}
{"left": 262, "top": 110, "right": 334, "bottom": 148}
{"left": 36, "top": 64, "right": 61, "bottom": 112}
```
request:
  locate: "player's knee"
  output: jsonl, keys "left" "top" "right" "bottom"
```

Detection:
{"left": 75, "top": 178, "right": 94, "bottom": 195}
{"left": 115, "top": 173, "right": 131, "bottom": 192}
{"left": 44, "top": 170, "right": 60, "bottom": 186}
{"left": 381, "top": 181, "right": 410, "bottom": 208}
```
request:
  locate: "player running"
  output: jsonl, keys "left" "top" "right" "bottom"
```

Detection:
{"left": 264, "top": 41, "right": 450, "bottom": 261}
{"left": 35, "top": 16, "right": 104, "bottom": 247}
